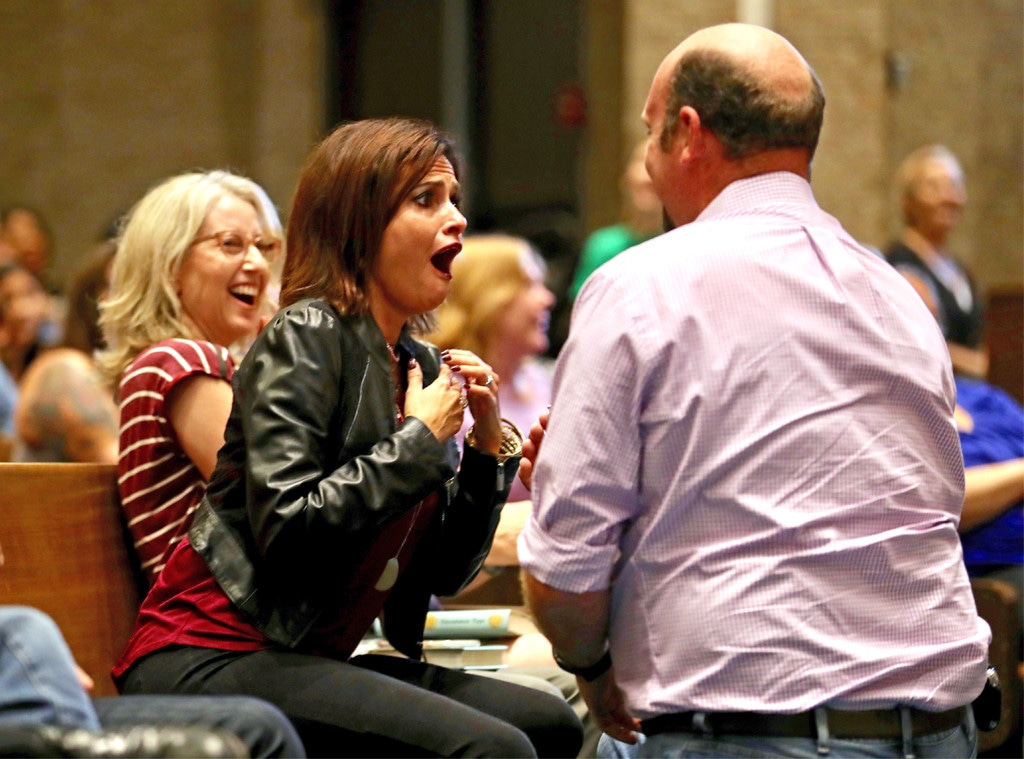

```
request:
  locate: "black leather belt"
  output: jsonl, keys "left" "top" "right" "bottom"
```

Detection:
{"left": 641, "top": 706, "right": 967, "bottom": 740}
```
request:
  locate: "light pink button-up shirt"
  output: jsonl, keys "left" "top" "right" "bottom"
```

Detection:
{"left": 520, "top": 172, "right": 990, "bottom": 716}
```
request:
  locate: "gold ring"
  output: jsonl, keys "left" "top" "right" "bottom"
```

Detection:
{"left": 459, "top": 393, "right": 468, "bottom": 408}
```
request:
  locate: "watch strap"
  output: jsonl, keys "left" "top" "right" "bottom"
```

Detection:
{"left": 553, "top": 649, "right": 612, "bottom": 681}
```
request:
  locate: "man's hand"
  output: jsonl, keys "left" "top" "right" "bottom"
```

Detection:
{"left": 524, "top": 571, "right": 641, "bottom": 743}
{"left": 518, "top": 408, "right": 549, "bottom": 491}
{"left": 580, "top": 672, "right": 641, "bottom": 745}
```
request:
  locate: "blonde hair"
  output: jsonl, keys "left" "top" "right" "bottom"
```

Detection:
{"left": 427, "top": 234, "right": 544, "bottom": 360}
{"left": 96, "top": 170, "right": 282, "bottom": 385}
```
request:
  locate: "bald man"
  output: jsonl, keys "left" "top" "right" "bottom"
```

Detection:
{"left": 519, "top": 24, "right": 989, "bottom": 759}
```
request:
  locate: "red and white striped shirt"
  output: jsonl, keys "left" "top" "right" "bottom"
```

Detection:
{"left": 117, "top": 338, "right": 233, "bottom": 585}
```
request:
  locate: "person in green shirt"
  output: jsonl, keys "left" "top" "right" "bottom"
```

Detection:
{"left": 568, "top": 140, "right": 663, "bottom": 300}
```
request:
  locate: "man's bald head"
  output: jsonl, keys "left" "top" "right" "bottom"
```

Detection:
{"left": 658, "top": 23, "right": 825, "bottom": 161}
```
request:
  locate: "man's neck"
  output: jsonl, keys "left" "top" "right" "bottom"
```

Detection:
{"left": 702, "top": 147, "right": 811, "bottom": 211}
{"left": 901, "top": 227, "right": 942, "bottom": 264}
{"left": 729, "top": 147, "right": 811, "bottom": 183}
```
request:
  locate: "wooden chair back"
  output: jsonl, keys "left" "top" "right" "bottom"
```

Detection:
{"left": 971, "top": 577, "right": 1023, "bottom": 753}
{"left": 985, "top": 283, "right": 1023, "bottom": 406}
{"left": 0, "top": 463, "right": 141, "bottom": 697}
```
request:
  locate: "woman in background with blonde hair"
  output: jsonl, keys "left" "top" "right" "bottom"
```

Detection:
{"left": 430, "top": 234, "right": 554, "bottom": 502}
{"left": 427, "top": 233, "right": 555, "bottom": 591}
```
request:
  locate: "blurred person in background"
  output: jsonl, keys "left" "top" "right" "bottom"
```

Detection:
{"left": 0, "top": 206, "right": 52, "bottom": 285}
{"left": 0, "top": 605, "right": 305, "bottom": 758}
{"left": 0, "top": 263, "right": 48, "bottom": 384}
{"left": 0, "top": 236, "right": 17, "bottom": 267}
{"left": 1, "top": 205, "right": 64, "bottom": 344}
{"left": 898, "top": 264, "right": 1022, "bottom": 598}
{"left": 424, "top": 233, "right": 569, "bottom": 650}
{"left": 956, "top": 374, "right": 1024, "bottom": 591}
{"left": 428, "top": 234, "right": 555, "bottom": 504}
{"left": 568, "top": 140, "right": 663, "bottom": 302}
{"left": 0, "top": 321, "right": 17, "bottom": 438}
{"left": 426, "top": 235, "right": 555, "bottom": 598}
{"left": 886, "top": 145, "right": 987, "bottom": 378}
{"left": 13, "top": 241, "right": 119, "bottom": 463}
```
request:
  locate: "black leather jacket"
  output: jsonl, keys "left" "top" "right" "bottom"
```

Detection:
{"left": 189, "top": 299, "right": 518, "bottom": 660}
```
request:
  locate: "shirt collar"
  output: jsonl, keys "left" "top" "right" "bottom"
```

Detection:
{"left": 697, "top": 171, "right": 816, "bottom": 222}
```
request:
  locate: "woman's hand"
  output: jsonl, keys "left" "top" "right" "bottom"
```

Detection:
{"left": 442, "top": 349, "right": 502, "bottom": 454}
{"left": 404, "top": 360, "right": 466, "bottom": 441}
{"left": 74, "top": 663, "right": 95, "bottom": 693}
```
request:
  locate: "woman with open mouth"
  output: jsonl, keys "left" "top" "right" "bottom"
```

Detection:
{"left": 111, "top": 118, "right": 583, "bottom": 758}
{"left": 97, "top": 169, "right": 281, "bottom": 588}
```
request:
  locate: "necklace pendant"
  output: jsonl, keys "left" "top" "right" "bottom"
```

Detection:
{"left": 374, "top": 557, "right": 400, "bottom": 591}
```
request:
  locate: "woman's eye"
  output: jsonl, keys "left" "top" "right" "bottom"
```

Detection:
{"left": 414, "top": 192, "right": 432, "bottom": 206}
{"left": 221, "top": 234, "right": 245, "bottom": 253}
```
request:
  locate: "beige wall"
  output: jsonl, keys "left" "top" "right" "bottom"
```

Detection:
{"left": 0, "top": 0, "right": 324, "bottom": 289}
{"left": 885, "top": 0, "right": 1024, "bottom": 291}
{"left": 1, "top": 0, "right": 1020, "bottom": 295}
{"left": 593, "top": 0, "right": 1023, "bottom": 292}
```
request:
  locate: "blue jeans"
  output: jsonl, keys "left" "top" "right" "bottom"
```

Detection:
{"left": 598, "top": 712, "right": 977, "bottom": 759}
{"left": 93, "top": 694, "right": 305, "bottom": 758}
{"left": 0, "top": 606, "right": 305, "bottom": 757}
{"left": 0, "top": 606, "right": 101, "bottom": 731}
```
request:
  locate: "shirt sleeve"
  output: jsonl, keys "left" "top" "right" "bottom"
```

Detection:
{"left": 519, "top": 267, "right": 652, "bottom": 593}
{"left": 126, "top": 339, "right": 232, "bottom": 390}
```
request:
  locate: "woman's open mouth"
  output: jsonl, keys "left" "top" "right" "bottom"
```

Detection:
{"left": 229, "top": 284, "right": 261, "bottom": 306}
{"left": 430, "top": 244, "right": 461, "bottom": 277}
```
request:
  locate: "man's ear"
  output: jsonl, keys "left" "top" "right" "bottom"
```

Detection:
{"left": 677, "top": 105, "right": 705, "bottom": 161}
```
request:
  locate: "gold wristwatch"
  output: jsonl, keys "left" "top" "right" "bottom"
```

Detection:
{"left": 465, "top": 418, "right": 523, "bottom": 464}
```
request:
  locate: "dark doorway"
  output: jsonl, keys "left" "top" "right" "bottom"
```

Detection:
{"left": 325, "top": 0, "right": 585, "bottom": 355}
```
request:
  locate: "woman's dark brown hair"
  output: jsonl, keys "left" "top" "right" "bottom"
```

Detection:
{"left": 280, "top": 118, "right": 463, "bottom": 333}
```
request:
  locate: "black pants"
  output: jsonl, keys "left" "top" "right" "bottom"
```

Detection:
{"left": 121, "top": 646, "right": 583, "bottom": 759}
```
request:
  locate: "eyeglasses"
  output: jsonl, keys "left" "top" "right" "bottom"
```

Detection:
{"left": 192, "top": 230, "right": 282, "bottom": 264}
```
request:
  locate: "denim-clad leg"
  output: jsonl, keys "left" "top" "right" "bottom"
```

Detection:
{"left": 597, "top": 732, "right": 642, "bottom": 759}
{"left": 0, "top": 606, "right": 102, "bottom": 731}
{"left": 93, "top": 694, "right": 306, "bottom": 758}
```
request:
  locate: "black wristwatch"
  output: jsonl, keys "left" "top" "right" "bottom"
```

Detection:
{"left": 552, "top": 649, "right": 612, "bottom": 681}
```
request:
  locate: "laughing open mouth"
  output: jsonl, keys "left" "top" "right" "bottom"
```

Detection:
{"left": 230, "top": 285, "right": 260, "bottom": 306}
{"left": 430, "top": 245, "right": 461, "bottom": 276}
